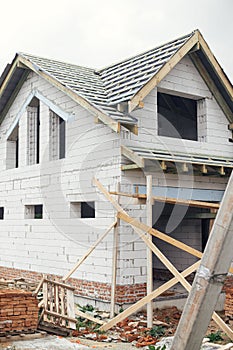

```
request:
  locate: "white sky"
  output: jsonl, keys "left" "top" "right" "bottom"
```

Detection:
{"left": 0, "top": 0, "right": 232, "bottom": 82}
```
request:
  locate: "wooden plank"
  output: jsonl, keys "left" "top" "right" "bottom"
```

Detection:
{"left": 146, "top": 175, "right": 153, "bottom": 328}
{"left": 198, "top": 31, "right": 233, "bottom": 98}
{"left": 55, "top": 283, "right": 59, "bottom": 314}
{"left": 121, "top": 164, "right": 140, "bottom": 171}
{"left": 60, "top": 287, "right": 66, "bottom": 326}
{"left": 63, "top": 220, "right": 117, "bottom": 281}
{"left": 100, "top": 261, "right": 200, "bottom": 331}
{"left": 190, "top": 52, "right": 233, "bottom": 122}
{"left": 0, "top": 70, "right": 29, "bottom": 122}
{"left": 129, "top": 31, "right": 199, "bottom": 112}
{"left": 75, "top": 309, "right": 104, "bottom": 325}
{"left": 171, "top": 172, "right": 233, "bottom": 349}
{"left": 121, "top": 145, "right": 145, "bottom": 168}
{"left": 33, "top": 277, "right": 45, "bottom": 296}
{"left": 44, "top": 279, "right": 75, "bottom": 290}
{"left": 118, "top": 211, "right": 203, "bottom": 259}
{"left": 49, "top": 282, "right": 54, "bottom": 323}
{"left": 110, "top": 184, "right": 120, "bottom": 318}
{"left": 152, "top": 195, "right": 220, "bottom": 209}
{"left": 109, "top": 190, "right": 220, "bottom": 209}
{"left": 44, "top": 310, "right": 76, "bottom": 324}
{"left": 42, "top": 280, "right": 49, "bottom": 322}
{"left": 67, "top": 289, "right": 76, "bottom": 329}
{"left": 10, "top": 56, "right": 122, "bottom": 134}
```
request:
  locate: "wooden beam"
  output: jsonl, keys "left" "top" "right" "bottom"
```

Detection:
{"left": 0, "top": 70, "right": 29, "bottom": 123}
{"left": 33, "top": 277, "right": 45, "bottom": 296}
{"left": 160, "top": 160, "right": 167, "bottom": 171}
{"left": 109, "top": 190, "right": 220, "bottom": 210}
{"left": 128, "top": 31, "right": 199, "bottom": 112}
{"left": 110, "top": 184, "right": 120, "bottom": 318}
{"left": 197, "top": 31, "right": 233, "bottom": 98}
{"left": 75, "top": 309, "right": 104, "bottom": 325}
{"left": 62, "top": 221, "right": 117, "bottom": 282}
{"left": 44, "top": 310, "right": 76, "bottom": 324}
{"left": 122, "top": 123, "right": 138, "bottom": 135}
{"left": 118, "top": 211, "right": 203, "bottom": 260}
{"left": 201, "top": 164, "right": 208, "bottom": 174}
{"left": 44, "top": 279, "right": 75, "bottom": 291}
{"left": 190, "top": 52, "right": 233, "bottom": 122}
{"left": 100, "top": 261, "right": 200, "bottom": 331}
{"left": 0, "top": 57, "right": 19, "bottom": 96}
{"left": 121, "top": 145, "right": 145, "bottom": 168}
{"left": 121, "top": 164, "right": 140, "bottom": 171}
{"left": 171, "top": 171, "right": 233, "bottom": 349}
{"left": 146, "top": 175, "right": 153, "bottom": 328}
{"left": 219, "top": 166, "right": 225, "bottom": 176}
{"left": 13, "top": 56, "right": 121, "bottom": 134}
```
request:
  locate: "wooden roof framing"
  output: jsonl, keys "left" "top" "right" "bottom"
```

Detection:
{"left": 121, "top": 145, "right": 233, "bottom": 175}
{"left": 0, "top": 30, "right": 232, "bottom": 133}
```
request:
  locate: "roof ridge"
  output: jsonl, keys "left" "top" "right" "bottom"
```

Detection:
{"left": 97, "top": 30, "right": 197, "bottom": 74}
{"left": 18, "top": 52, "right": 96, "bottom": 72}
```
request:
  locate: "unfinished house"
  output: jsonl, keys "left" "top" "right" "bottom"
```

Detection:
{"left": 0, "top": 29, "right": 232, "bottom": 317}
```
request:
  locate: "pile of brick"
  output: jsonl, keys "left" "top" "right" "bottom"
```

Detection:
{"left": 0, "top": 279, "right": 39, "bottom": 334}
{"left": 0, "top": 277, "right": 37, "bottom": 292}
{"left": 225, "top": 287, "right": 233, "bottom": 319}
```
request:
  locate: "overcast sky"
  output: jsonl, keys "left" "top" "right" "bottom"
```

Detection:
{"left": 1, "top": 0, "right": 232, "bottom": 82}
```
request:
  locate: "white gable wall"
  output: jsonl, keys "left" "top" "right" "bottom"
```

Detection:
{"left": 124, "top": 55, "right": 233, "bottom": 157}
{"left": 0, "top": 72, "right": 122, "bottom": 287}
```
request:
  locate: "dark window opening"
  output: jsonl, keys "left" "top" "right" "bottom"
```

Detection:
{"left": 0, "top": 207, "right": 4, "bottom": 220}
{"left": 36, "top": 104, "right": 40, "bottom": 164}
{"left": 59, "top": 118, "right": 66, "bottom": 159}
{"left": 81, "top": 202, "right": 95, "bottom": 218}
{"left": 158, "top": 92, "right": 198, "bottom": 140}
{"left": 25, "top": 204, "right": 43, "bottom": 219}
{"left": 7, "top": 124, "right": 19, "bottom": 169}
{"left": 16, "top": 137, "right": 19, "bottom": 168}
{"left": 34, "top": 205, "right": 43, "bottom": 219}
{"left": 202, "top": 219, "right": 210, "bottom": 252}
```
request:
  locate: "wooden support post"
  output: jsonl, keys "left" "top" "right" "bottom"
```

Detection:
{"left": 110, "top": 183, "right": 120, "bottom": 318}
{"left": 171, "top": 171, "right": 233, "bottom": 350}
{"left": 146, "top": 175, "right": 153, "bottom": 328}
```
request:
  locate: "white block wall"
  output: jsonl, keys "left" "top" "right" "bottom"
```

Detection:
{"left": 0, "top": 72, "right": 122, "bottom": 285}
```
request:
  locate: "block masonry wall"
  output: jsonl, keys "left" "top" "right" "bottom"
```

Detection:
{"left": 0, "top": 72, "right": 124, "bottom": 292}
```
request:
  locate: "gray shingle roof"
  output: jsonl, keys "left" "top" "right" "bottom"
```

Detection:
{"left": 19, "top": 31, "right": 195, "bottom": 123}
